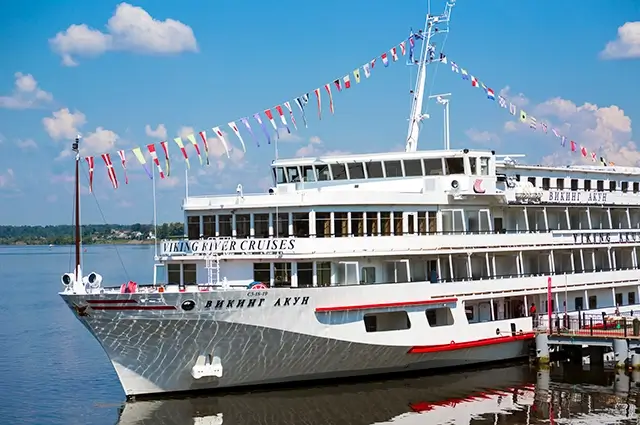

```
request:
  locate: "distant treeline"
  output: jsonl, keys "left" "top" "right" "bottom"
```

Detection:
{"left": 0, "top": 222, "right": 184, "bottom": 245}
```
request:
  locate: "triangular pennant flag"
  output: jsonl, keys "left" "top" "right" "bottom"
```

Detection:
{"left": 274, "top": 105, "right": 290, "bottom": 134}
{"left": 101, "top": 153, "right": 118, "bottom": 189}
{"left": 399, "top": 41, "right": 406, "bottom": 56}
{"left": 519, "top": 110, "right": 528, "bottom": 123}
{"left": 561, "top": 136, "right": 567, "bottom": 147}
{"left": 333, "top": 79, "right": 342, "bottom": 92}
{"left": 294, "top": 97, "right": 308, "bottom": 128}
{"left": 570, "top": 140, "right": 576, "bottom": 151}
{"left": 186, "top": 134, "right": 203, "bottom": 165}
{"left": 85, "top": 156, "right": 94, "bottom": 193}
{"left": 324, "top": 83, "right": 334, "bottom": 114}
{"left": 160, "top": 141, "right": 171, "bottom": 176}
{"left": 263, "top": 109, "right": 278, "bottom": 131}
{"left": 132, "top": 147, "right": 153, "bottom": 179}
{"left": 146, "top": 144, "right": 165, "bottom": 178}
{"left": 173, "top": 137, "right": 190, "bottom": 169}
{"left": 283, "top": 101, "right": 297, "bottom": 131}
{"left": 353, "top": 69, "right": 361, "bottom": 83}
{"left": 198, "top": 131, "right": 210, "bottom": 165}
{"left": 241, "top": 117, "right": 260, "bottom": 147}
{"left": 314, "top": 88, "right": 322, "bottom": 120}
{"left": 212, "top": 126, "right": 231, "bottom": 158}
{"left": 390, "top": 47, "right": 398, "bottom": 61}
{"left": 363, "top": 63, "right": 371, "bottom": 78}
{"left": 117, "top": 149, "right": 128, "bottom": 185}
{"left": 254, "top": 113, "right": 272, "bottom": 144}
{"left": 227, "top": 121, "right": 247, "bottom": 152}
{"left": 343, "top": 75, "right": 351, "bottom": 89}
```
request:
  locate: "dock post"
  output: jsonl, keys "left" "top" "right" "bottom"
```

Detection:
{"left": 614, "top": 369, "right": 630, "bottom": 396}
{"left": 613, "top": 339, "right": 629, "bottom": 369}
{"left": 535, "top": 367, "right": 550, "bottom": 405}
{"left": 535, "top": 333, "right": 550, "bottom": 365}
{"left": 632, "top": 351, "right": 640, "bottom": 371}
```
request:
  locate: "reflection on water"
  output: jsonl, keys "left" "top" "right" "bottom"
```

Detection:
{"left": 115, "top": 364, "right": 640, "bottom": 425}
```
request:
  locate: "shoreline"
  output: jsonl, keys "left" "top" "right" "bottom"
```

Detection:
{"left": 6, "top": 239, "right": 157, "bottom": 246}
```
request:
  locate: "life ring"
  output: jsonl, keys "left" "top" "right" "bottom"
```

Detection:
{"left": 450, "top": 340, "right": 455, "bottom": 345}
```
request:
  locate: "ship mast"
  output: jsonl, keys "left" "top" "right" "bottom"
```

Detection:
{"left": 405, "top": 1, "right": 455, "bottom": 153}
{"left": 72, "top": 135, "right": 82, "bottom": 281}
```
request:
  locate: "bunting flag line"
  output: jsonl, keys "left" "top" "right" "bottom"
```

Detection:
{"left": 212, "top": 126, "right": 231, "bottom": 157}
{"left": 198, "top": 131, "right": 210, "bottom": 165}
{"left": 160, "top": 141, "right": 171, "bottom": 176}
{"left": 147, "top": 144, "right": 165, "bottom": 179}
{"left": 86, "top": 156, "right": 94, "bottom": 193}
{"left": 80, "top": 36, "right": 419, "bottom": 192}
{"left": 186, "top": 134, "right": 203, "bottom": 165}
{"left": 101, "top": 153, "right": 118, "bottom": 189}
{"left": 173, "top": 137, "right": 190, "bottom": 169}
{"left": 117, "top": 149, "right": 128, "bottom": 185}
{"left": 132, "top": 147, "right": 153, "bottom": 179}
{"left": 446, "top": 55, "right": 615, "bottom": 166}
{"left": 228, "top": 121, "right": 247, "bottom": 152}
{"left": 324, "top": 83, "right": 334, "bottom": 114}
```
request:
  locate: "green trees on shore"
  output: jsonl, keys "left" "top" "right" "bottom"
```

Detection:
{"left": 0, "top": 223, "right": 184, "bottom": 245}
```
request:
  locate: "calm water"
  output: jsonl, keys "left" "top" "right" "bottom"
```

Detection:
{"left": 1, "top": 245, "right": 639, "bottom": 425}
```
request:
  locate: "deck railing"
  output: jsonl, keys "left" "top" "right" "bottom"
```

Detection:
{"left": 538, "top": 310, "right": 640, "bottom": 338}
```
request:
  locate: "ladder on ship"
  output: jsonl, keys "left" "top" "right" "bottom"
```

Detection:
{"left": 205, "top": 250, "right": 220, "bottom": 286}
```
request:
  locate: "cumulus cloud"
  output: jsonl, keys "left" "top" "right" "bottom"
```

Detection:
{"left": 16, "top": 138, "right": 37, "bottom": 150}
{"left": 145, "top": 123, "right": 167, "bottom": 139}
{"left": 295, "top": 136, "right": 350, "bottom": 157}
{"left": 43, "top": 108, "right": 87, "bottom": 140}
{"left": 465, "top": 128, "right": 500, "bottom": 145}
{"left": 0, "top": 72, "right": 53, "bottom": 109}
{"left": 600, "top": 21, "right": 640, "bottom": 59}
{"left": 49, "top": 3, "right": 198, "bottom": 66}
{"left": 499, "top": 86, "right": 529, "bottom": 108}
{"left": 0, "top": 169, "right": 15, "bottom": 189}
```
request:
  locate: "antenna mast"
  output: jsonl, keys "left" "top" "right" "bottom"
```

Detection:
{"left": 405, "top": 1, "right": 455, "bottom": 153}
{"left": 72, "top": 135, "right": 82, "bottom": 281}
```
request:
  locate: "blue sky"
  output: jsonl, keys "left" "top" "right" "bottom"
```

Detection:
{"left": 0, "top": 0, "right": 639, "bottom": 225}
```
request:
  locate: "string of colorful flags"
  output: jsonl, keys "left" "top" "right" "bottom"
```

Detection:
{"left": 84, "top": 33, "right": 427, "bottom": 192}
{"left": 444, "top": 58, "right": 615, "bottom": 166}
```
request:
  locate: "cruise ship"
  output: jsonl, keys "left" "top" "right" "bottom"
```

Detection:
{"left": 60, "top": 1, "right": 640, "bottom": 398}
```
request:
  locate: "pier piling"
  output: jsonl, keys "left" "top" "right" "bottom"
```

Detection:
{"left": 535, "top": 333, "right": 550, "bottom": 365}
{"left": 613, "top": 339, "right": 629, "bottom": 369}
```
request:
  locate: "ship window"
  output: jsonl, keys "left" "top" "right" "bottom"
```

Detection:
{"left": 254, "top": 213, "right": 269, "bottom": 238}
{"left": 404, "top": 159, "right": 423, "bottom": 177}
{"left": 347, "top": 162, "right": 365, "bottom": 179}
{"left": 330, "top": 163, "right": 347, "bottom": 180}
{"left": 570, "top": 179, "right": 578, "bottom": 190}
{"left": 574, "top": 297, "right": 583, "bottom": 310}
{"left": 425, "top": 307, "right": 454, "bottom": 327}
{"left": 167, "top": 264, "right": 181, "bottom": 285}
{"left": 317, "top": 261, "right": 331, "bottom": 286}
{"left": 393, "top": 212, "right": 403, "bottom": 235}
{"left": 588, "top": 295, "right": 597, "bottom": 309}
{"left": 465, "top": 305, "right": 474, "bottom": 321}
{"left": 203, "top": 215, "right": 215, "bottom": 238}
{"left": 235, "top": 214, "right": 250, "bottom": 238}
{"left": 366, "top": 212, "right": 378, "bottom": 236}
{"left": 596, "top": 180, "right": 604, "bottom": 191}
{"left": 542, "top": 178, "right": 550, "bottom": 190}
{"left": 584, "top": 180, "right": 591, "bottom": 191}
{"left": 363, "top": 311, "right": 411, "bottom": 332}
{"left": 351, "top": 212, "right": 364, "bottom": 236}
{"left": 629, "top": 292, "right": 636, "bottom": 305}
{"left": 634, "top": 182, "right": 639, "bottom": 193}
{"left": 292, "top": 213, "right": 309, "bottom": 237}
{"left": 273, "top": 263, "right": 291, "bottom": 287}
{"left": 218, "top": 215, "right": 232, "bottom": 237}
{"left": 183, "top": 263, "right": 197, "bottom": 285}
{"left": 253, "top": 263, "right": 270, "bottom": 284}
{"left": 316, "top": 164, "right": 331, "bottom": 181}
{"left": 315, "top": 213, "right": 331, "bottom": 238}
{"left": 297, "top": 262, "right": 313, "bottom": 287}
{"left": 556, "top": 179, "right": 564, "bottom": 190}
{"left": 365, "top": 161, "right": 384, "bottom": 178}
{"left": 275, "top": 213, "right": 289, "bottom": 237}
{"left": 622, "top": 181, "right": 629, "bottom": 193}
{"left": 424, "top": 158, "right": 444, "bottom": 175}
{"left": 444, "top": 157, "right": 464, "bottom": 175}
{"left": 616, "top": 293, "right": 623, "bottom": 306}
{"left": 381, "top": 212, "right": 391, "bottom": 236}
{"left": 609, "top": 181, "right": 616, "bottom": 192}
{"left": 187, "top": 216, "right": 200, "bottom": 239}
{"left": 527, "top": 177, "right": 536, "bottom": 186}
{"left": 361, "top": 266, "right": 376, "bottom": 284}
{"left": 515, "top": 174, "right": 521, "bottom": 181}
{"left": 274, "top": 167, "right": 286, "bottom": 184}
{"left": 334, "top": 212, "right": 348, "bottom": 237}
{"left": 385, "top": 160, "right": 403, "bottom": 177}
{"left": 469, "top": 158, "right": 478, "bottom": 175}
{"left": 301, "top": 165, "right": 315, "bottom": 182}
{"left": 480, "top": 157, "right": 489, "bottom": 175}
{"left": 286, "top": 167, "right": 301, "bottom": 183}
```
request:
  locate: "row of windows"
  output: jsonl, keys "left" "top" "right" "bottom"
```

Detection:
{"left": 363, "top": 307, "right": 455, "bottom": 332}
{"left": 274, "top": 156, "right": 491, "bottom": 184}
{"left": 186, "top": 211, "right": 438, "bottom": 239}
{"left": 521, "top": 175, "right": 640, "bottom": 193}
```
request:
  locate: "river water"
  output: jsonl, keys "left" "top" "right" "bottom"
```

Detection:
{"left": 0, "top": 245, "right": 638, "bottom": 424}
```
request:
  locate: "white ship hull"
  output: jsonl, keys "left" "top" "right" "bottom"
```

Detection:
{"left": 61, "top": 284, "right": 533, "bottom": 397}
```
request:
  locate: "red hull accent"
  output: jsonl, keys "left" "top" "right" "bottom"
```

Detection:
{"left": 89, "top": 305, "right": 176, "bottom": 311}
{"left": 87, "top": 299, "right": 138, "bottom": 304}
{"left": 408, "top": 332, "right": 535, "bottom": 354}
{"left": 315, "top": 297, "right": 458, "bottom": 313}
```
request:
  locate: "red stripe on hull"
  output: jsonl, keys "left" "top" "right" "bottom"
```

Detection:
{"left": 315, "top": 297, "right": 458, "bottom": 313}
{"left": 408, "top": 332, "right": 535, "bottom": 354}
{"left": 90, "top": 306, "right": 176, "bottom": 311}
{"left": 87, "top": 299, "right": 138, "bottom": 304}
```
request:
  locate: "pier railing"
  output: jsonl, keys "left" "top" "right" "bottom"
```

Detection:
{"left": 538, "top": 311, "right": 640, "bottom": 339}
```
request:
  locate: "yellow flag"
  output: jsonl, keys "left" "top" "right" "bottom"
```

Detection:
{"left": 519, "top": 110, "right": 527, "bottom": 123}
{"left": 173, "top": 137, "right": 190, "bottom": 169}
{"left": 353, "top": 69, "right": 361, "bottom": 83}
{"left": 186, "top": 134, "right": 203, "bottom": 165}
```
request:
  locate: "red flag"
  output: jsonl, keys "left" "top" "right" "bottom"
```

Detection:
{"left": 314, "top": 88, "right": 322, "bottom": 120}
{"left": 85, "top": 156, "right": 94, "bottom": 193}
{"left": 399, "top": 41, "right": 406, "bottom": 55}
{"left": 147, "top": 144, "right": 165, "bottom": 179}
{"left": 580, "top": 146, "right": 587, "bottom": 157}
{"left": 101, "top": 153, "right": 118, "bottom": 189}
{"left": 264, "top": 109, "right": 277, "bottom": 130}
{"left": 333, "top": 79, "right": 342, "bottom": 92}
{"left": 160, "top": 141, "right": 171, "bottom": 176}
{"left": 198, "top": 131, "right": 210, "bottom": 165}
{"left": 343, "top": 75, "right": 351, "bottom": 89}
{"left": 324, "top": 83, "right": 334, "bottom": 114}
{"left": 570, "top": 140, "right": 576, "bottom": 152}
{"left": 117, "top": 150, "right": 128, "bottom": 185}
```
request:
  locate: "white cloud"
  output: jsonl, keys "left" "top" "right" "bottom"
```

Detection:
{"left": 145, "top": 123, "right": 167, "bottom": 139}
{"left": 0, "top": 169, "right": 15, "bottom": 188}
{"left": 0, "top": 72, "right": 53, "bottom": 109}
{"left": 293, "top": 136, "right": 350, "bottom": 157}
{"left": 178, "top": 126, "right": 195, "bottom": 140}
{"left": 16, "top": 138, "right": 37, "bottom": 150}
{"left": 600, "top": 21, "right": 640, "bottom": 59}
{"left": 276, "top": 128, "right": 302, "bottom": 142}
{"left": 499, "top": 86, "right": 529, "bottom": 108}
{"left": 503, "top": 121, "right": 519, "bottom": 133}
{"left": 465, "top": 128, "right": 500, "bottom": 145}
{"left": 43, "top": 108, "right": 87, "bottom": 140}
{"left": 49, "top": 3, "right": 198, "bottom": 66}
{"left": 81, "top": 127, "right": 119, "bottom": 156}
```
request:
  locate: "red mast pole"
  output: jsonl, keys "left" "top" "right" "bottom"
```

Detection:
{"left": 73, "top": 136, "right": 81, "bottom": 280}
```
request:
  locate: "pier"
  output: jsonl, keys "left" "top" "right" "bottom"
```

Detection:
{"left": 535, "top": 312, "right": 640, "bottom": 369}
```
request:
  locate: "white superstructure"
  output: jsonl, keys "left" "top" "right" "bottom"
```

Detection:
{"left": 60, "top": 1, "right": 640, "bottom": 398}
